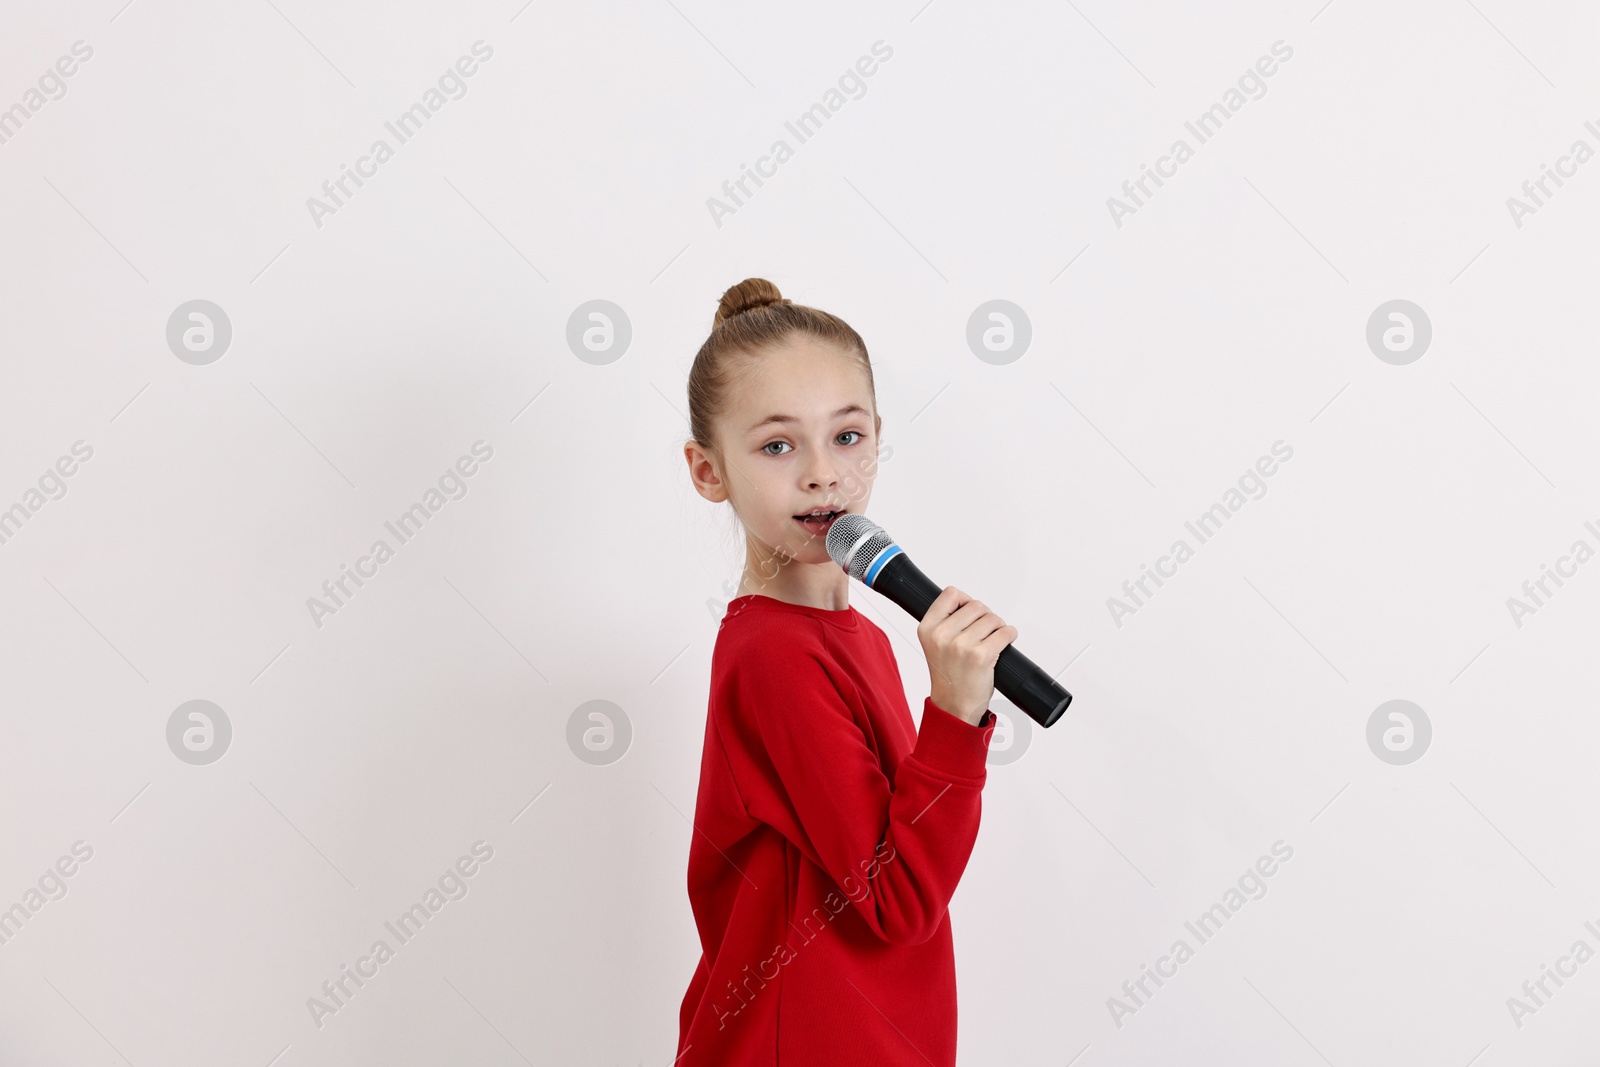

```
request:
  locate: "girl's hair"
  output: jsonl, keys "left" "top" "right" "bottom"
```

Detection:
{"left": 686, "top": 278, "right": 875, "bottom": 457}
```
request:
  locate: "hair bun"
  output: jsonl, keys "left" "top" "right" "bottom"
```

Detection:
{"left": 714, "top": 278, "right": 790, "bottom": 327}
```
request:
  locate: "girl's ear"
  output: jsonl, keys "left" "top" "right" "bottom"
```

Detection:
{"left": 684, "top": 440, "right": 730, "bottom": 504}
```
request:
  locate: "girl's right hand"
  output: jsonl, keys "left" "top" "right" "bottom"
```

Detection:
{"left": 918, "top": 585, "right": 1017, "bottom": 726}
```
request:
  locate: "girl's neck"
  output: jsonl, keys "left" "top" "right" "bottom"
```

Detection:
{"left": 737, "top": 558, "right": 851, "bottom": 611}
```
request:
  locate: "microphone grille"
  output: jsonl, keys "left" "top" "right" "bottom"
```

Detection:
{"left": 826, "top": 513, "right": 894, "bottom": 581}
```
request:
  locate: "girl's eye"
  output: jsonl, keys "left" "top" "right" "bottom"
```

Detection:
{"left": 762, "top": 432, "right": 861, "bottom": 455}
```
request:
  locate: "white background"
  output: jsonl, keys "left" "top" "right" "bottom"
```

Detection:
{"left": 2, "top": 1, "right": 1599, "bottom": 1064}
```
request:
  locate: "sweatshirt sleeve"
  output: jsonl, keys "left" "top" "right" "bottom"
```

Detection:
{"left": 728, "top": 649, "right": 997, "bottom": 947}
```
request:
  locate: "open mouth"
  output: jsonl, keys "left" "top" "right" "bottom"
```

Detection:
{"left": 794, "top": 509, "right": 843, "bottom": 535}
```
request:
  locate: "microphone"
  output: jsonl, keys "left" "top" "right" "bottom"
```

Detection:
{"left": 826, "top": 513, "right": 1073, "bottom": 729}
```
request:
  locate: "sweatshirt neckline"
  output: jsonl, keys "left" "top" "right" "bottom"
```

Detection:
{"left": 726, "top": 593, "right": 860, "bottom": 630}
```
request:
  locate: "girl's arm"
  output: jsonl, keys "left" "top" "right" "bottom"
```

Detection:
{"left": 727, "top": 651, "right": 995, "bottom": 947}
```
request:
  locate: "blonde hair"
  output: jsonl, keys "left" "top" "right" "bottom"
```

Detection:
{"left": 686, "top": 278, "right": 875, "bottom": 457}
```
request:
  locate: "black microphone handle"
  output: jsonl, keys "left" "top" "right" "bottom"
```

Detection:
{"left": 869, "top": 552, "right": 1073, "bottom": 729}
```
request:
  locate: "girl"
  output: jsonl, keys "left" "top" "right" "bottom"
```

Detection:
{"left": 676, "top": 278, "right": 1017, "bottom": 1065}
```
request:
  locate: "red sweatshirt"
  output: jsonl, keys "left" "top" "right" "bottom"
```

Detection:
{"left": 676, "top": 593, "right": 997, "bottom": 1066}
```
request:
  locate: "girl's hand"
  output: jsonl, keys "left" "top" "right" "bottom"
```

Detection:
{"left": 918, "top": 585, "right": 1017, "bottom": 726}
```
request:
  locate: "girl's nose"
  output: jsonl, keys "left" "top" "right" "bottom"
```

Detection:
{"left": 803, "top": 452, "right": 839, "bottom": 490}
{"left": 805, "top": 471, "right": 837, "bottom": 490}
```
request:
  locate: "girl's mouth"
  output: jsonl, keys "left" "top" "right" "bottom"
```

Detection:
{"left": 794, "top": 510, "right": 842, "bottom": 536}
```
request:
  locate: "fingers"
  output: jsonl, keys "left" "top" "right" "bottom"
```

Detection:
{"left": 924, "top": 586, "right": 1010, "bottom": 647}
{"left": 920, "top": 586, "right": 1019, "bottom": 718}
{"left": 923, "top": 587, "right": 1016, "bottom": 639}
{"left": 944, "top": 602, "right": 994, "bottom": 641}
{"left": 918, "top": 586, "right": 962, "bottom": 638}
{"left": 921, "top": 584, "right": 970, "bottom": 626}
{"left": 934, "top": 587, "right": 987, "bottom": 626}
{"left": 945, "top": 591, "right": 1000, "bottom": 640}
{"left": 978, "top": 624, "right": 1019, "bottom": 658}
{"left": 953, "top": 601, "right": 1000, "bottom": 637}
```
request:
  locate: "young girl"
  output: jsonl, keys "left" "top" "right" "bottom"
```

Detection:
{"left": 676, "top": 278, "right": 1017, "bottom": 1065}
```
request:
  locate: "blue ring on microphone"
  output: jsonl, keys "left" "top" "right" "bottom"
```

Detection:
{"left": 864, "top": 544, "right": 902, "bottom": 585}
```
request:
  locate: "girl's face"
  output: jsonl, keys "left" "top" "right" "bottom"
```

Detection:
{"left": 689, "top": 337, "right": 881, "bottom": 570}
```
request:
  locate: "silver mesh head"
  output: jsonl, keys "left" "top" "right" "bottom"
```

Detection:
{"left": 826, "top": 513, "right": 895, "bottom": 581}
